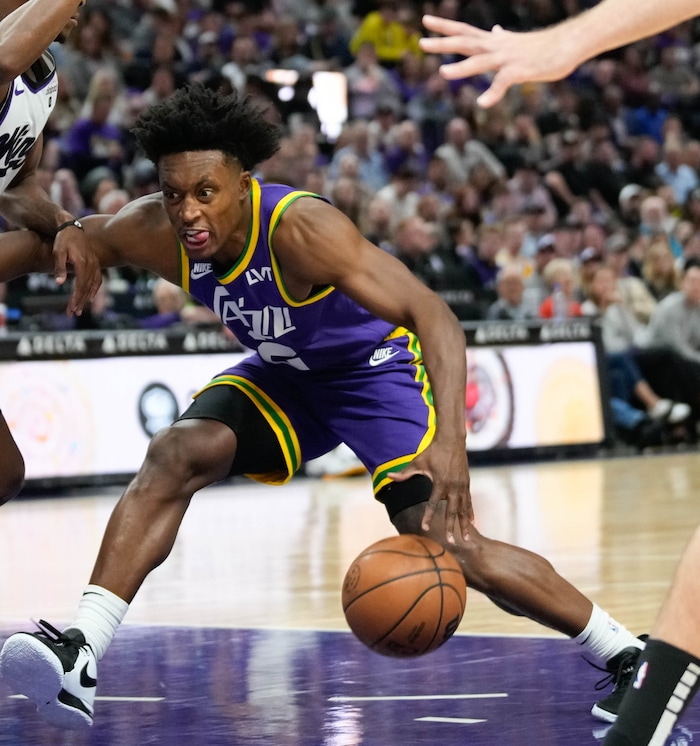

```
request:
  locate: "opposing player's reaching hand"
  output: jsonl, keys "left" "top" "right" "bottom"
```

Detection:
{"left": 53, "top": 226, "right": 102, "bottom": 316}
{"left": 389, "top": 439, "right": 473, "bottom": 544}
{"left": 419, "top": 15, "right": 581, "bottom": 108}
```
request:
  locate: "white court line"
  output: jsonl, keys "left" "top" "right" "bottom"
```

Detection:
{"left": 8, "top": 694, "right": 165, "bottom": 702}
{"left": 329, "top": 693, "right": 507, "bottom": 702}
{"left": 415, "top": 716, "right": 487, "bottom": 724}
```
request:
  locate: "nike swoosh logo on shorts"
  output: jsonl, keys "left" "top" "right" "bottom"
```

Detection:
{"left": 368, "top": 348, "right": 400, "bottom": 366}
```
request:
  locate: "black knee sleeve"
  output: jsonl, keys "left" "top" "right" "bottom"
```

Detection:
{"left": 377, "top": 474, "right": 433, "bottom": 520}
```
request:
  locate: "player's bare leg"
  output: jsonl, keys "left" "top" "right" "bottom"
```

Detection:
{"left": 89, "top": 418, "right": 238, "bottom": 602}
{"left": 0, "top": 412, "right": 24, "bottom": 504}
{"left": 0, "top": 418, "right": 238, "bottom": 728}
{"left": 392, "top": 500, "right": 591, "bottom": 635}
{"left": 392, "top": 496, "right": 644, "bottom": 722}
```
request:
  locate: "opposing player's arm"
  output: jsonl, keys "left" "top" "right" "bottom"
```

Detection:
{"left": 275, "top": 197, "right": 472, "bottom": 542}
{"left": 421, "top": 0, "right": 700, "bottom": 107}
{"left": 1, "top": 136, "right": 103, "bottom": 315}
{"left": 0, "top": 195, "right": 182, "bottom": 286}
{"left": 0, "top": 0, "right": 81, "bottom": 83}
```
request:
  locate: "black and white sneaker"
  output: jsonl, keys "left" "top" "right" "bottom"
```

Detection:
{"left": 0, "top": 619, "right": 96, "bottom": 729}
{"left": 591, "top": 639, "right": 647, "bottom": 723}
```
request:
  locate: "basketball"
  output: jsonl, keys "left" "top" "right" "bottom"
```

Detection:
{"left": 342, "top": 534, "right": 467, "bottom": 657}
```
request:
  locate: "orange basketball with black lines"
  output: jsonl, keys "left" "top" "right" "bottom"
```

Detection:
{"left": 341, "top": 534, "right": 467, "bottom": 657}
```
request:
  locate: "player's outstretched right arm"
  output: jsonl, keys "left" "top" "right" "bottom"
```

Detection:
{"left": 0, "top": 0, "right": 84, "bottom": 84}
{"left": 421, "top": 0, "right": 700, "bottom": 108}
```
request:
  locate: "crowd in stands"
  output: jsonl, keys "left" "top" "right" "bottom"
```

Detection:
{"left": 5, "top": 0, "right": 700, "bottom": 447}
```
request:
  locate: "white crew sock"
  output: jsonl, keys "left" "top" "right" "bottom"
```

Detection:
{"left": 574, "top": 602, "right": 645, "bottom": 664}
{"left": 64, "top": 584, "right": 129, "bottom": 661}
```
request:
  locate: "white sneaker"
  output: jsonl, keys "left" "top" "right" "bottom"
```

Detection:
{"left": 305, "top": 443, "right": 366, "bottom": 478}
{"left": 0, "top": 619, "right": 96, "bottom": 729}
{"left": 668, "top": 402, "right": 692, "bottom": 424}
{"left": 649, "top": 399, "right": 691, "bottom": 424}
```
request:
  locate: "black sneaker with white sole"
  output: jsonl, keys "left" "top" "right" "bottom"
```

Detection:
{"left": 591, "top": 637, "right": 648, "bottom": 723}
{"left": 0, "top": 619, "right": 96, "bottom": 729}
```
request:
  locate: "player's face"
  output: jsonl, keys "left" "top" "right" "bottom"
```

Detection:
{"left": 159, "top": 150, "right": 252, "bottom": 266}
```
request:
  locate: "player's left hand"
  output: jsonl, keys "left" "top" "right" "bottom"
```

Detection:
{"left": 53, "top": 228, "right": 102, "bottom": 315}
{"left": 389, "top": 439, "right": 473, "bottom": 544}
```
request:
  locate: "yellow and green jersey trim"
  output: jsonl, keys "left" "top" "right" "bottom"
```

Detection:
{"left": 193, "top": 374, "right": 302, "bottom": 486}
{"left": 177, "top": 178, "right": 264, "bottom": 292}
{"left": 267, "top": 189, "right": 335, "bottom": 307}
{"left": 371, "top": 328, "right": 436, "bottom": 495}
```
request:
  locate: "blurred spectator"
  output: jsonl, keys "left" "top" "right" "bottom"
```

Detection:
{"left": 268, "top": 16, "right": 313, "bottom": 73}
{"left": 618, "top": 183, "right": 646, "bottom": 229}
{"left": 626, "top": 85, "right": 669, "bottom": 144}
{"left": 542, "top": 129, "right": 594, "bottom": 218}
{"left": 127, "top": 159, "right": 160, "bottom": 199}
{"left": 56, "top": 6, "right": 124, "bottom": 101}
{"left": 362, "top": 194, "right": 394, "bottom": 249}
{"left": 646, "top": 259, "right": 700, "bottom": 364}
{"left": 642, "top": 237, "right": 681, "bottom": 301}
{"left": 140, "top": 279, "right": 188, "bottom": 330}
{"left": 639, "top": 194, "right": 683, "bottom": 257}
{"left": 538, "top": 257, "right": 583, "bottom": 318}
{"left": 435, "top": 117, "right": 506, "bottom": 189}
{"left": 617, "top": 45, "right": 652, "bottom": 109}
{"left": 507, "top": 157, "right": 557, "bottom": 229}
{"left": 382, "top": 118, "right": 428, "bottom": 177}
{"left": 458, "top": 222, "right": 501, "bottom": 313}
{"left": 389, "top": 50, "right": 425, "bottom": 106}
{"left": 605, "top": 232, "right": 658, "bottom": 324}
{"left": 186, "top": 30, "right": 226, "bottom": 86}
{"left": 97, "top": 188, "right": 130, "bottom": 215}
{"left": 625, "top": 137, "right": 664, "bottom": 191}
{"left": 390, "top": 215, "right": 456, "bottom": 289}
{"left": 343, "top": 41, "right": 401, "bottom": 120}
{"left": 329, "top": 175, "right": 369, "bottom": 226}
{"left": 655, "top": 140, "right": 699, "bottom": 204}
{"left": 583, "top": 264, "right": 699, "bottom": 435}
{"left": 405, "top": 70, "right": 455, "bottom": 156}
{"left": 375, "top": 163, "right": 421, "bottom": 229}
{"left": 349, "top": 0, "right": 422, "bottom": 68}
{"left": 681, "top": 187, "right": 700, "bottom": 232}
{"left": 486, "top": 265, "right": 534, "bottom": 321}
{"left": 577, "top": 246, "right": 605, "bottom": 302}
{"left": 220, "top": 36, "right": 260, "bottom": 95}
{"left": 328, "top": 120, "right": 388, "bottom": 193}
{"left": 417, "top": 155, "right": 454, "bottom": 216}
{"left": 649, "top": 44, "right": 700, "bottom": 107}
{"left": 582, "top": 265, "right": 650, "bottom": 352}
{"left": 301, "top": 8, "right": 354, "bottom": 70}
{"left": 551, "top": 218, "right": 585, "bottom": 259}
{"left": 79, "top": 166, "right": 120, "bottom": 215}
{"left": 60, "top": 88, "right": 127, "bottom": 181}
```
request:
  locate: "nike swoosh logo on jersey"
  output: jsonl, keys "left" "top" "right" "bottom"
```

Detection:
{"left": 14, "top": 86, "right": 24, "bottom": 96}
{"left": 80, "top": 662, "right": 97, "bottom": 689}
{"left": 368, "top": 348, "right": 400, "bottom": 366}
{"left": 190, "top": 263, "right": 212, "bottom": 279}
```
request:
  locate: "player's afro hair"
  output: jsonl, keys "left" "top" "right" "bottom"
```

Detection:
{"left": 131, "top": 84, "right": 281, "bottom": 171}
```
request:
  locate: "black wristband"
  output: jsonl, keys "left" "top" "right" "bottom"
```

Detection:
{"left": 55, "top": 218, "right": 83, "bottom": 235}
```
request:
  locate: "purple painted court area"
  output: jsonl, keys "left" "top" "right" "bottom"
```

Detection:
{"left": 0, "top": 626, "right": 698, "bottom": 746}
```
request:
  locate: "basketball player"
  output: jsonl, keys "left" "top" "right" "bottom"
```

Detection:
{"left": 0, "top": 85, "right": 643, "bottom": 730}
{"left": 0, "top": 0, "right": 101, "bottom": 503}
{"left": 421, "top": 1, "right": 700, "bottom": 743}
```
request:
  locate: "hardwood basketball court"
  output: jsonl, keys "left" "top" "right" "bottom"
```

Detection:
{"left": 0, "top": 450, "right": 698, "bottom": 744}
